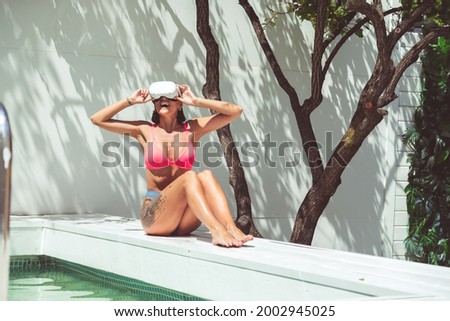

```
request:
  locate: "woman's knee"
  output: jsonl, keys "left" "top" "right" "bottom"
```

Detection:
{"left": 181, "top": 170, "right": 198, "bottom": 182}
{"left": 198, "top": 169, "right": 214, "bottom": 181}
{"left": 180, "top": 170, "right": 203, "bottom": 190}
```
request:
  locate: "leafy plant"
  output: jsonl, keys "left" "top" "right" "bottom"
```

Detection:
{"left": 265, "top": 0, "right": 367, "bottom": 37}
{"left": 403, "top": 35, "right": 450, "bottom": 266}
{"left": 401, "top": 0, "right": 450, "bottom": 28}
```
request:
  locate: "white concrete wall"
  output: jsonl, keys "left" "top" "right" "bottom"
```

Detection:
{"left": 0, "top": 0, "right": 417, "bottom": 257}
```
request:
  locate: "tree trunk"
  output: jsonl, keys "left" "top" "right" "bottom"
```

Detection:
{"left": 291, "top": 103, "right": 385, "bottom": 243}
{"left": 195, "top": 0, "right": 262, "bottom": 237}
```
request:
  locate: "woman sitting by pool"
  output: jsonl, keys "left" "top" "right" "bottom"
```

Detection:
{"left": 90, "top": 81, "right": 253, "bottom": 247}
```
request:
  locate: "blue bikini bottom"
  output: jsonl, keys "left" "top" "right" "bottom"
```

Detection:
{"left": 144, "top": 190, "right": 161, "bottom": 199}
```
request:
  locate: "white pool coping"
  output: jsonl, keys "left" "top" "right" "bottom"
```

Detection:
{"left": 9, "top": 214, "right": 450, "bottom": 300}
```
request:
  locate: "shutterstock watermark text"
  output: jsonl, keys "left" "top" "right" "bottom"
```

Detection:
{"left": 100, "top": 132, "right": 347, "bottom": 169}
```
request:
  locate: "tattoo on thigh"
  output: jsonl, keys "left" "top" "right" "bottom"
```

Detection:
{"left": 140, "top": 195, "right": 165, "bottom": 228}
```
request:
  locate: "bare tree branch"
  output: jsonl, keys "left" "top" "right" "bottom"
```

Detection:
{"left": 196, "top": 0, "right": 219, "bottom": 96}
{"left": 323, "top": 7, "right": 402, "bottom": 77}
{"left": 387, "top": 0, "right": 434, "bottom": 52}
{"left": 238, "top": 0, "right": 300, "bottom": 110}
{"left": 346, "top": 0, "right": 389, "bottom": 56}
{"left": 323, "top": 12, "right": 357, "bottom": 49}
{"left": 195, "top": 0, "right": 262, "bottom": 237}
{"left": 239, "top": 0, "right": 325, "bottom": 182}
{"left": 379, "top": 26, "right": 450, "bottom": 108}
{"left": 308, "top": 0, "right": 327, "bottom": 111}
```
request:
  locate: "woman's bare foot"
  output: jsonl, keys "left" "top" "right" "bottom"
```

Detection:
{"left": 227, "top": 225, "right": 254, "bottom": 244}
{"left": 210, "top": 227, "right": 243, "bottom": 247}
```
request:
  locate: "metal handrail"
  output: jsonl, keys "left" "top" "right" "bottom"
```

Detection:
{"left": 0, "top": 103, "right": 12, "bottom": 300}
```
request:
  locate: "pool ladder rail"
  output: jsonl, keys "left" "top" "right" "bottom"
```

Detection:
{"left": 0, "top": 103, "right": 12, "bottom": 301}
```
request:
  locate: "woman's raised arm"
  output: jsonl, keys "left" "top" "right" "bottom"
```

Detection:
{"left": 176, "top": 85, "right": 243, "bottom": 140}
{"left": 90, "top": 89, "right": 152, "bottom": 138}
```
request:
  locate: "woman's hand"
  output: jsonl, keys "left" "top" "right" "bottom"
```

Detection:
{"left": 128, "top": 88, "right": 152, "bottom": 105}
{"left": 176, "top": 84, "right": 198, "bottom": 106}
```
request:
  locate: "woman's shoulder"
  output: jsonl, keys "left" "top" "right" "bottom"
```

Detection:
{"left": 135, "top": 120, "right": 153, "bottom": 136}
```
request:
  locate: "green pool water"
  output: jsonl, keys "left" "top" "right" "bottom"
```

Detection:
{"left": 8, "top": 256, "right": 204, "bottom": 301}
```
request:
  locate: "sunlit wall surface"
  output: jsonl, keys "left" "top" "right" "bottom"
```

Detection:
{"left": 0, "top": 0, "right": 418, "bottom": 257}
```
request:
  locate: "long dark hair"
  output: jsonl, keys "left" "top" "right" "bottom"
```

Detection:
{"left": 151, "top": 109, "right": 187, "bottom": 124}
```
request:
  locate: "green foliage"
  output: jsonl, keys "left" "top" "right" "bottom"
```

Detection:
{"left": 403, "top": 36, "right": 450, "bottom": 266}
{"left": 267, "top": 1, "right": 449, "bottom": 36}
{"left": 401, "top": 0, "right": 450, "bottom": 27}
{"left": 264, "top": 0, "right": 366, "bottom": 37}
{"left": 289, "top": 0, "right": 365, "bottom": 37}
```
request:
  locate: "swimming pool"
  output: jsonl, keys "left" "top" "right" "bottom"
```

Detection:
{"left": 9, "top": 255, "right": 203, "bottom": 301}
{"left": 9, "top": 213, "right": 450, "bottom": 300}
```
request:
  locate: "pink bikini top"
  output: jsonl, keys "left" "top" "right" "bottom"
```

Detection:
{"left": 145, "top": 123, "right": 196, "bottom": 170}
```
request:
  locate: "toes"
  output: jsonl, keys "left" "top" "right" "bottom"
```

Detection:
{"left": 212, "top": 233, "right": 244, "bottom": 248}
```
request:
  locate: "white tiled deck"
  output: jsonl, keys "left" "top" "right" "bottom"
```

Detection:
{"left": 9, "top": 214, "right": 450, "bottom": 300}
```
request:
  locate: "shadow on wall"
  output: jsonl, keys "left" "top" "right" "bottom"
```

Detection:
{"left": 207, "top": 1, "right": 388, "bottom": 254}
{"left": 1, "top": 0, "right": 206, "bottom": 217}
{"left": 0, "top": 0, "right": 391, "bottom": 254}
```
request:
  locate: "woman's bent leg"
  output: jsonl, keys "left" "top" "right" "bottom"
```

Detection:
{"left": 172, "top": 207, "right": 202, "bottom": 236}
{"left": 140, "top": 171, "right": 242, "bottom": 247}
{"left": 197, "top": 170, "right": 253, "bottom": 243}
